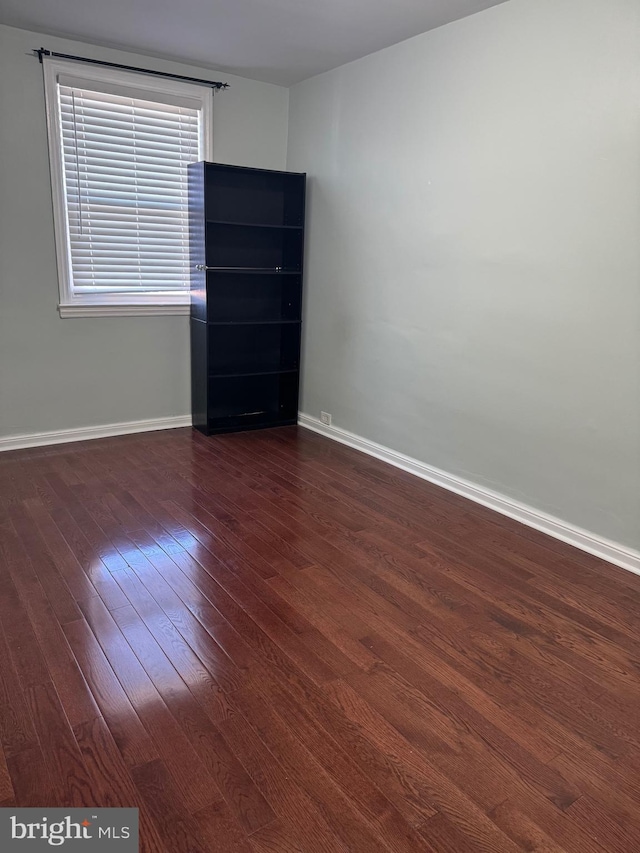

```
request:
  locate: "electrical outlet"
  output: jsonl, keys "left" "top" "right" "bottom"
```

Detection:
{"left": 320, "top": 411, "right": 332, "bottom": 426}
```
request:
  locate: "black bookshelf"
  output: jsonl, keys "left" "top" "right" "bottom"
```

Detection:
{"left": 188, "top": 162, "right": 306, "bottom": 435}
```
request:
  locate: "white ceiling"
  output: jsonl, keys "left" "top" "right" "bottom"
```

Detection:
{"left": 0, "top": 0, "right": 509, "bottom": 86}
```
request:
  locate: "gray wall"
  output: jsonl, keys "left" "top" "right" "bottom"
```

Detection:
{"left": 0, "top": 23, "right": 289, "bottom": 437}
{"left": 287, "top": 0, "right": 640, "bottom": 550}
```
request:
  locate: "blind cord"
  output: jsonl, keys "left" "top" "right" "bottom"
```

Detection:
{"left": 70, "top": 89, "right": 84, "bottom": 237}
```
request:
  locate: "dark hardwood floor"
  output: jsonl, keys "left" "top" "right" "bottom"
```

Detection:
{"left": 0, "top": 425, "right": 639, "bottom": 852}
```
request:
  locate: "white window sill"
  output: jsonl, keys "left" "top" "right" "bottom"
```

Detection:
{"left": 58, "top": 303, "right": 190, "bottom": 318}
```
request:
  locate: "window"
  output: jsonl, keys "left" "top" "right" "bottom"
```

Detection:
{"left": 43, "top": 57, "right": 213, "bottom": 316}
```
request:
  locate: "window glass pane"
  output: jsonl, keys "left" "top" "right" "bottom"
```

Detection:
{"left": 59, "top": 84, "right": 200, "bottom": 294}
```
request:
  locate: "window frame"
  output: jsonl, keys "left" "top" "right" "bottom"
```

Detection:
{"left": 43, "top": 57, "right": 213, "bottom": 317}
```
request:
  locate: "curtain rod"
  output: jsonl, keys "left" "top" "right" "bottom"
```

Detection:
{"left": 33, "top": 48, "right": 229, "bottom": 90}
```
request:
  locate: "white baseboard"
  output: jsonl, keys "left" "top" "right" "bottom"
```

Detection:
{"left": 298, "top": 413, "right": 640, "bottom": 577}
{"left": 0, "top": 415, "right": 192, "bottom": 453}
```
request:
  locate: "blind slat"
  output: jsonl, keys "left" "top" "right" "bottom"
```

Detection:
{"left": 59, "top": 82, "right": 201, "bottom": 110}
{"left": 63, "top": 134, "right": 198, "bottom": 157}
{"left": 63, "top": 150, "right": 197, "bottom": 169}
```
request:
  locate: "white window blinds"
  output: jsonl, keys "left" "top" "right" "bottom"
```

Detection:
{"left": 58, "top": 81, "right": 201, "bottom": 295}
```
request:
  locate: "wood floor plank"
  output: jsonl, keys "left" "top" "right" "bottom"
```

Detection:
{"left": 192, "top": 800, "right": 257, "bottom": 853}
{"left": 217, "top": 706, "right": 353, "bottom": 853}
{"left": 111, "top": 564, "right": 238, "bottom": 720}
{"left": 548, "top": 749, "right": 640, "bottom": 830}
{"left": 248, "top": 816, "right": 317, "bottom": 853}
{"left": 24, "top": 680, "right": 100, "bottom": 807}
{"left": 105, "top": 533, "right": 259, "bottom": 679}
{"left": 254, "top": 659, "right": 438, "bottom": 829}
{"left": 417, "top": 812, "right": 493, "bottom": 853}
{"left": 9, "top": 503, "right": 84, "bottom": 624}
{"left": 6, "top": 745, "right": 58, "bottom": 807}
{"left": 489, "top": 792, "right": 609, "bottom": 853}
{"left": 132, "top": 759, "right": 210, "bottom": 853}
{"left": 0, "top": 550, "right": 52, "bottom": 689}
{"left": 564, "top": 794, "right": 640, "bottom": 853}
{"left": 230, "top": 685, "right": 437, "bottom": 853}
{"left": 487, "top": 799, "right": 572, "bottom": 853}
{"left": 78, "top": 595, "right": 220, "bottom": 814}
{"left": 73, "top": 717, "right": 167, "bottom": 853}
{"left": 44, "top": 499, "right": 128, "bottom": 610}
{"left": 21, "top": 493, "right": 99, "bottom": 591}
{"left": 358, "top": 632, "right": 580, "bottom": 809}
{"left": 1, "top": 425, "right": 640, "bottom": 853}
{"left": 63, "top": 618, "right": 159, "bottom": 768}
{"left": 0, "top": 623, "right": 39, "bottom": 758}
{"left": 111, "top": 602, "right": 275, "bottom": 834}
{"left": 3, "top": 525, "right": 101, "bottom": 729}
{"left": 136, "top": 505, "right": 341, "bottom": 687}
{"left": 322, "top": 679, "right": 527, "bottom": 853}
{"left": 259, "top": 676, "right": 430, "bottom": 852}
{"left": 0, "top": 743, "right": 14, "bottom": 803}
